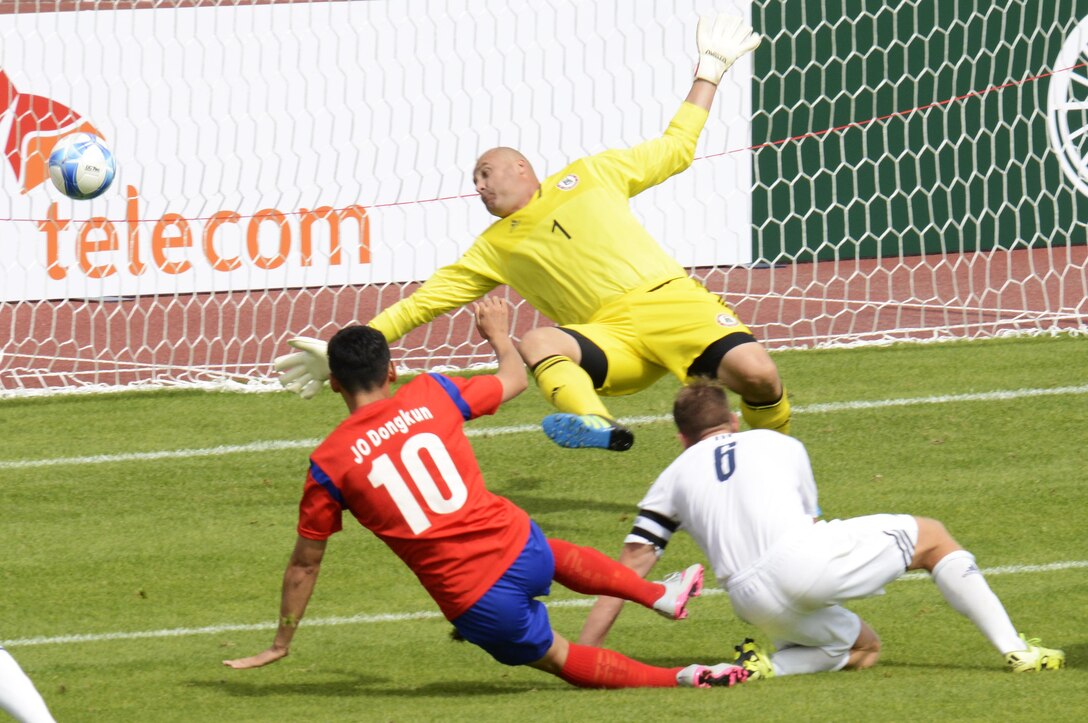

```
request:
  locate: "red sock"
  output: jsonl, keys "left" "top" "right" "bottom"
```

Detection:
{"left": 548, "top": 538, "right": 664, "bottom": 608}
{"left": 559, "top": 643, "right": 680, "bottom": 688}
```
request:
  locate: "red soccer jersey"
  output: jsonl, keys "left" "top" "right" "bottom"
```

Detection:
{"left": 298, "top": 372, "right": 531, "bottom": 620}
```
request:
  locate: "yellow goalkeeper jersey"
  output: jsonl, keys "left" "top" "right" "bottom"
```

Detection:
{"left": 369, "top": 101, "right": 709, "bottom": 341}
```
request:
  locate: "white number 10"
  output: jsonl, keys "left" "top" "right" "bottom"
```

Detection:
{"left": 367, "top": 432, "right": 468, "bottom": 534}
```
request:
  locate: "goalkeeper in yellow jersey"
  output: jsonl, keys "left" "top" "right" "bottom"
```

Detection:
{"left": 276, "top": 13, "right": 789, "bottom": 451}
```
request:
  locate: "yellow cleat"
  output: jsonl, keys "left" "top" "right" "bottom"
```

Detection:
{"left": 733, "top": 637, "right": 776, "bottom": 680}
{"left": 1005, "top": 634, "right": 1065, "bottom": 673}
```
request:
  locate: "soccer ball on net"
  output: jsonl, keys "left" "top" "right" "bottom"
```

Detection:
{"left": 48, "top": 133, "right": 116, "bottom": 200}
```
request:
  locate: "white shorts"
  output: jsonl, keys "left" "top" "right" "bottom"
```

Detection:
{"left": 726, "top": 514, "right": 919, "bottom": 658}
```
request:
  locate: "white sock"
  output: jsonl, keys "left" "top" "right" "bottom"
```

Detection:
{"left": 930, "top": 550, "right": 1024, "bottom": 655}
{"left": 769, "top": 644, "right": 848, "bottom": 676}
{"left": 0, "top": 648, "right": 56, "bottom": 723}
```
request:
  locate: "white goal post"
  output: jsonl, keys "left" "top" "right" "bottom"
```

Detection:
{"left": 0, "top": 0, "right": 1085, "bottom": 396}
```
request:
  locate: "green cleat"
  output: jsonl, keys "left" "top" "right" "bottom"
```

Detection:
{"left": 1005, "top": 634, "right": 1065, "bottom": 673}
{"left": 733, "top": 638, "right": 776, "bottom": 680}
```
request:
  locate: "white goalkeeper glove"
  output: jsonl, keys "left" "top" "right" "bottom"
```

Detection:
{"left": 694, "top": 13, "right": 762, "bottom": 85}
{"left": 273, "top": 336, "right": 329, "bottom": 400}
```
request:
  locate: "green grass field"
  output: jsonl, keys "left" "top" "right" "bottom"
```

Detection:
{"left": 2, "top": 335, "right": 1086, "bottom": 721}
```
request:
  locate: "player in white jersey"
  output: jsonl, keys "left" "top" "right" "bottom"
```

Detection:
{"left": 578, "top": 380, "right": 1065, "bottom": 676}
{"left": 0, "top": 646, "right": 56, "bottom": 723}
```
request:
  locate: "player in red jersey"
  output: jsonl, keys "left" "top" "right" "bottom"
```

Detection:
{"left": 224, "top": 298, "right": 747, "bottom": 689}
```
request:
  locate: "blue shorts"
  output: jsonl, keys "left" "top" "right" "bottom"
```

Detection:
{"left": 450, "top": 520, "right": 555, "bottom": 666}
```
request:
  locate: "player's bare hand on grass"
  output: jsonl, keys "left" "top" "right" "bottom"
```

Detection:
{"left": 274, "top": 336, "right": 329, "bottom": 399}
{"left": 223, "top": 646, "right": 289, "bottom": 670}
{"left": 472, "top": 297, "right": 512, "bottom": 342}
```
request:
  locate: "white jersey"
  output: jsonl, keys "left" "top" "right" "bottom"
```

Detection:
{"left": 627, "top": 429, "right": 820, "bottom": 585}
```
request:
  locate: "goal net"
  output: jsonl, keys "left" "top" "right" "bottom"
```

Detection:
{"left": 1, "top": 0, "right": 1085, "bottom": 396}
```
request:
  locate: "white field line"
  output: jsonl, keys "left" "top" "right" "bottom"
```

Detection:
{"left": 4, "top": 560, "right": 1084, "bottom": 649}
{"left": 2, "top": 385, "right": 1086, "bottom": 472}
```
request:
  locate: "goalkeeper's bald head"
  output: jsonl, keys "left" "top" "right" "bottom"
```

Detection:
{"left": 473, "top": 146, "right": 540, "bottom": 218}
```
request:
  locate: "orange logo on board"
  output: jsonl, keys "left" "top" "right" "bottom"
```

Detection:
{"left": 1, "top": 69, "right": 104, "bottom": 194}
{"left": 0, "top": 70, "right": 372, "bottom": 284}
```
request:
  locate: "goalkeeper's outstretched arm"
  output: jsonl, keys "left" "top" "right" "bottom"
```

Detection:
{"left": 687, "top": 12, "right": 762, "bottom": 112}
{"left": 273, "top": 258, "right": 499, "bottom": 400}
{"left": 367, "top": 259, "right": 500, "bottom": 343}
{"left": 598, "top": 12, "right": 762, "bottom": 198}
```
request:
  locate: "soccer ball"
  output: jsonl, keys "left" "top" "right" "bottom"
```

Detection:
{"left": 48, "top": 133, "right": 116, "bottom": 200}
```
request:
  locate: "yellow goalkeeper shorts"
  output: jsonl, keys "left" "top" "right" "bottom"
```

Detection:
{"left": 562, "top": 276, "right": 753, "bottom": 397}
